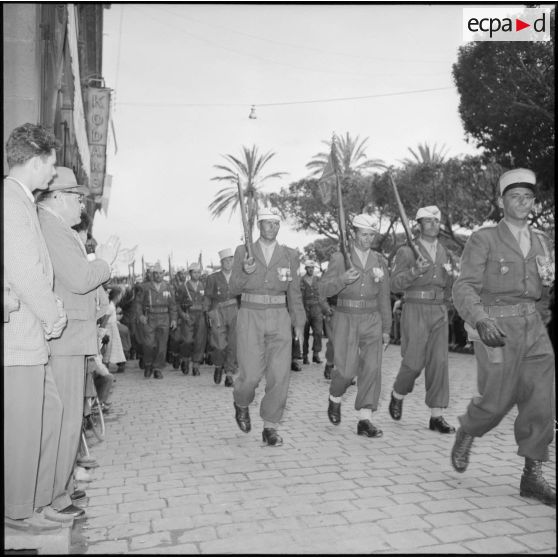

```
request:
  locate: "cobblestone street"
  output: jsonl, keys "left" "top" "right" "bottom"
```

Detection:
{"left": 73, "top": 345, "right": 556, "bottom": 554}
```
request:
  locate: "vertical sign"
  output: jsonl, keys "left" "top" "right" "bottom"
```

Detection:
{"left": 85, "top": 87, "right": 111, "bottom": 195}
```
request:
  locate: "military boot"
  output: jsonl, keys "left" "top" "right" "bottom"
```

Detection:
{"left": 451, "top": 428, "right": 474, "bottom": 473}
{"left": 520, "top": 457, "right": 556, "bottom": 507}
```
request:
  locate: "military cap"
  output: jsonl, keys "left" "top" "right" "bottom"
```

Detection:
{"left": 499, "top": 168, "right": 536, "bottom": 195}
{"left": 218, "top": 248, "right": 233, "bottom": 260}
{"left": 257, "top": 208, "right": 281, "bottom": 222}
{"left": 48, "top": 167, "right": 89, "bottom": 194}
{"left": 188, "top": 262, "right": 201, "bottom": 272}
{"left": 152, "top": 262, "right": 163, "bottom": 273}
{"left": 352, "top": 214, "right": 378, "bottom": 232}
{"left": 416, "top": 205, "right": 441, "bottom": 221}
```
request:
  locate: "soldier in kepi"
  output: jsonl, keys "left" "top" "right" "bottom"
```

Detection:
{"left": 451, "top": 168, "right": 555, "bottom": 507}
{"left": 136, "top": 262, "right": 177, "bottom": 379}
{"left": 300, "top": 260, "right": 324, "bottom": 365}
{"left": 169, "top": 267, "right": 188, "bottom": 370}
{"left": 204, "top": 248, "right": 239, "bottom": 387}
{"left": 230, "top": 208, "right": 306, "bottom": 446}
{"left": 182, "top": 263, "right": 208, "bottom": 376}
{"left": 389, "top": 205, "right": 456, "bottom": 434}
{"left": 321, "top": 214, "right": 391, "bottom": 438}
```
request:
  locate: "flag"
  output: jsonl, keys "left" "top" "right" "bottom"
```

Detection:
{"left": 116, "top": 244, "right": 138, "bottom": 267}
{"left": 198, "top": 251, "right": 203, "bottom": 271}
{"left": 141, "top": 255, "right": 145, "bottom": 279}
{"left": 318, "top": 134, "right": 339, "bottom": 204}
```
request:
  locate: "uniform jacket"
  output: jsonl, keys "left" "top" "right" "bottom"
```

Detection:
{"left": 3, "top": 179, "right": 61, "bottom": 365}
{"left": 452, "top": 220, "right": 553, "bottom": 327}
{"left": 38, "top": 205, "right": 111, "bottom": 356}
{"left": 230, "top": 242, "right": 306, "bottom": 329}
{"left": 390, "top": 241, "right": 453, "bottom": 302}
{"left": 300, "top": 275, "right": 321, "bottom": 308}
{"left": 320, "top": 247, "right": 392, "bottom": 335}
{"left": 171, "top": 279, "right": 192, "bottom": 320}
{"left": 135, "top": 280, "right": 178, "bottom": 323}
{"left": 185, "top": 280, "right": 205, "bottom": 312}
{"left": 204, "top": 271, "right": 239, "bottom": 310}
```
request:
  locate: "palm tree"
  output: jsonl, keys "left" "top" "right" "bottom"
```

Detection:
{"left": 209, "top": 145, "right": 287, "bottom": 233}
{"left": 401, "top": 141, "right": 449, "bottom": 166}
{"left": 306, "top": 133, "right": 385, "bottom": 177}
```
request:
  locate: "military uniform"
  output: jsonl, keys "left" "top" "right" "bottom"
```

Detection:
{"left": 300, "top": 271, "right": 324, "bottom": 363}
{"left": 320, "top": 247, "right": 391, "bottom": 412}
{"left": 230, "top": 241, "right": 306, "bottom": 428}
{"left": 135, "top": 278, "right": 177, "bottom": 376}
{"left": 453, "top": 220, "right": 554, "bottom": 457}
{"left": 390, "top": 241, "right": 453, "bottom": 409}
{"left": 170, "top": 276, "right": 192, "bottom": 372}
{"left": 204, "top": 270, "right": 239, "bottom": 382}
{"left": 182, "top": 278, "right": 208, "bottom": 374}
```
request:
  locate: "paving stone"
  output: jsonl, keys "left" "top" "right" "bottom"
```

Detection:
{"left": 152, "top": 515, "right": 195, "bottom": 532}
{"left": 129, "top": 531, "right": 172, "bottom": 551}
{"left": 107, "top": 521, "right": 151, "bottom": 539}
{"left": 514, "top": 531, "right": 557, "bottom": 552}
{"left": 464, "top": 535, "right": 529, "bottom": 554}
{"left": 85, "top": 540, "right": 128, "bottom": 554}
{"left": 430, "top": 524, "right": 485, "bottom": 543}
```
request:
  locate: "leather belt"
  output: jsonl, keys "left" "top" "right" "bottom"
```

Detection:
{"left": 218, "top": 298, "right": 238, "bottom": 308}
{"left": 242, "top": 293, "right": 286, "bottom": 305}
{"left": 190, "top": 305, "right": 203, "bottom": 311}
{"left": 485, "top": 302, "right": 536, "bottom": 318}
{"left": 337, "top": 299, "right": 378, "bottom": 310}
{"left": 404, "top": 289, "right": 444, "bottom": 301}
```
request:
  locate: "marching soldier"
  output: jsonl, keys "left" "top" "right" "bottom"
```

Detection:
{"left": 204, "top": 248, "right": 239, "bottom": 387}
{"left": 321, "top": 214, "right": 391, "bottom": 438}
{"left": 388, "top": 205, "right": 455, "bottom": 433}
{"left": 135, "top": 262, "right": 177, "bottom": 379}
{"left": 230, "top": 208, "right": 306, "bottom": 446}
{"left": 300, "top": 260, "right": 324, "bottom": 365}
{"left": 451, "top": 168, "right": 555, "bottom": 506}
{"left": 183, "top": 263, "right": 207, "bottom": 376}
{"left": 169, "top": 268, "right": 188, "bottom": 369}
{"left": 322, "top": 295, "right": 336, "bottom": 379}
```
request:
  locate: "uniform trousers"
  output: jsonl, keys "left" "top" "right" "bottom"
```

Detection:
{"left": 393, "top": 302, "right": 450, "bottom": 408}
{"left": 234, "top": 306, "right": 292, "bottom": 423}
{"left": 459, "top": 311, "right": 555, "bottom": 461}
{"left": 4, "top": 364, "right": 63, "bottom": 519}
{"left": 182, "top": 310, "right": 207, "bottom": 364}
{"left": 303, "top": 304, "right": 323, "bottom": 357}
{"left": 330, "top": 310, "right": 383, "bottom": 411}
{"left": 48, "top": 355, "right": 85, "bottom": 511}
{"left": 323, "top": 315, "right": 334, "bottom": 364}
{"left": 142, "top": 316, "right": 170, "bottom": 369}
{"left": 208, "top": 305, "right": 237, "bottom": 372}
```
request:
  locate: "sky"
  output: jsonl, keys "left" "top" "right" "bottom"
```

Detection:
{"left": 95, "top": 3, "right": 483, "bottom": 275}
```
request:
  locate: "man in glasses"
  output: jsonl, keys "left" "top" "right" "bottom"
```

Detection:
{"left": 451, "top": 168, "right": 555, "bottom": 507}
{"left": 37, "top": 167, "right": 117, "bottom": 518}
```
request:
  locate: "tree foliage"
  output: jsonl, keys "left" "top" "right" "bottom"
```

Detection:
{"left": 209, "top": 145, "right": 287, "bottom": 233}
{"left": 452, "top": 13, "right": 555, "bottom": 196}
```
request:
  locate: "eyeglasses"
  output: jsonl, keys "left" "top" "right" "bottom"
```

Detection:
{"left": 58, "top": 192, "right": 84, "bottom": 202}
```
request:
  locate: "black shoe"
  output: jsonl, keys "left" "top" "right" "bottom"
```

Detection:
{"left": 57, "top": 504, "right": 85, "bottom": 518}
{"left": 234, "top": 403, "right": 251, "bottom": 433}
{"left": 429, "top": 416, "right": 455, "bottom": 434}
{"left": 70, "top": 489, "right": 86, "bottom": 501}
{"left": 144, "top": 366, "right": 153, "bottom": 379}
{"left": 302, "top": 356, "right": 310, "bottom": 365}
{"left": 224, "top": 375, "right": 234, "bottom": 387}
{"left": 324, "top": 363, "right": 333, "bottom": 380}
{"left": 520, "top": 458, "right": 556, "bottom": 507}
{"left": 138, "top": 357, "right": 144, "bottom": 370}
{"left": 313, "top": 354, "right": 322, "bottom": 364}
{"left": 172, "top": 355, "right": 180, "bottom": 369}
{"left": 357, "top": 419, "right": 383, "bottom": 438}
{"left": 291, "top": 360, "right": 302, "bottom": 372}
{"left": 451, "top": 428, "right": 474, "bottom": 473}
{"left": 327, "top": 398, "right": 341, "bottom": 425}
{"left": 115, "top": 363, "right": 125, "bottom": 373}
{"left": 153, "top": 369, "right": 163, "bottom": 379}
{"left": 181, "top": 359, "right": 189, "bottom": 375}
{"left": 214, "top": 366, "right": 223, "bottom": 384}
{"left": 192, "top": 365, "right": 201, "bottom": 376}
{"left": 388, "top": 393, "right": 403, "bottom": 420}
{"left": 262, "top": 428, "right": 283, "bottom": 446}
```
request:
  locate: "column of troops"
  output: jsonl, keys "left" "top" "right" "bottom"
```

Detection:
{"left": 123, "top": 168, "right": 554, "bottom": 507}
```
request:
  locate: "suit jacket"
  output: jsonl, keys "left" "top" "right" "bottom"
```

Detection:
{"left": 3, "top": 179, "right": 60, "bottom": 365}
{"left": 38, "top": 205, "right": 111, "bottom": 356}
{"left": 320, "top": 247, "right": 392, "bottom": 335}
{"left": 229, "top": 241, "right": 306, "bottom": 329}
{"left": 453, "top": 220, "right": 553, "bottom": 327}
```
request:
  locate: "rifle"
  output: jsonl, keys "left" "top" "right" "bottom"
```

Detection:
{"left": 237, "top": 175, "right": 254, "bottom": 260}
{"left": 388, "top": 173, "right": 422, "bottom": 260}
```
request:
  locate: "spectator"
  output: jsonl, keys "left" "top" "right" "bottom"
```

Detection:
{"left": 4, "top": 123, "right": 70, "bottom": 530}
{"left": 116, "top": 306, "right": 132, "bottom": 365}
{"left": 104, "top": 287, "right": 126, "bottom": 372}
{"left": 37, "top": 166, "right": 117, "bottom": 518}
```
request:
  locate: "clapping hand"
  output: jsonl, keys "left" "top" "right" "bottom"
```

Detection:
{"left": 96, "top": 235, "right": 121, "bottom": 266}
